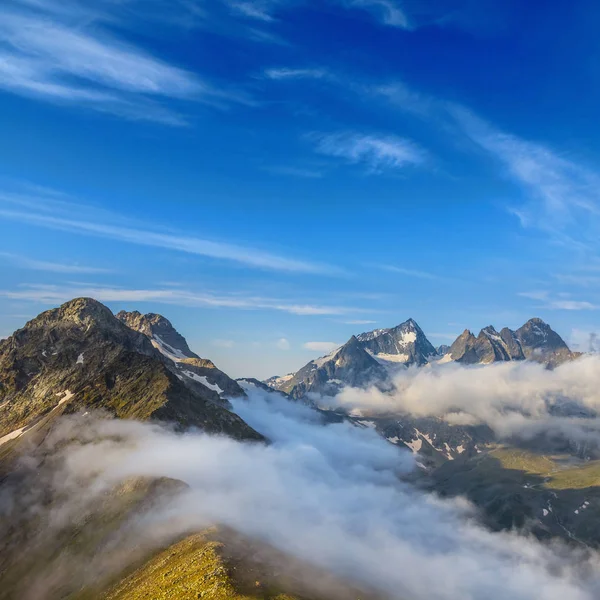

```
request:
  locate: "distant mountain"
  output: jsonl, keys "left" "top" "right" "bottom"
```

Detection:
{"left": 265, "top": 316, "right": 578, "bottom": 402}
{"left": 448, "top": 318, "right": 576, "bottom": 367}
{"left": 0, "top": 298, "right": 263, "bottom": 446}
{"left": 357, "top": 318, "right": 437, "bottom": 366}
{"left": 272, "top": 335, "right": 392, "bottom": 401}
{"left": 117, "top": 310, "right": 246, "bottom": 399}
{"left": 351, "top": 414, "right": 493, "bottom": 468}
{"left": 263, "top": 373, "right": 295, "bottom": 390}
{"left": 436, "top": 344, "right": 450, "bottom": 355}
{"left": 237, "top": 377, "right": 292, "bottom": 397}
{"left": 515, "top": 317, "right": 578, "bottom": 367}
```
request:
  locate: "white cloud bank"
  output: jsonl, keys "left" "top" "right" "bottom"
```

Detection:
{"left": 5, "top": 390, "right": 600, "bottom": 599}
{"left": 327, "top": 356, "right": 600, "bottom": 448}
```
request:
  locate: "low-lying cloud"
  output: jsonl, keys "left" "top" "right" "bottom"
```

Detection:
{"left": 3, "top": 389, "right": 600, "bottom": 599}
{"left": 328, "top": 355, "right": 600, "bottom": 447}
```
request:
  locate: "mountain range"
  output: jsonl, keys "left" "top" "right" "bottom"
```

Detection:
{"left": 0, "top": 298, "right": 597, "bottom": 599}
{"left": 0, "top": 298, "right": 263, "bottom": 450}
{"left": 265, "top": 317, "right": 578, "bottom": 401}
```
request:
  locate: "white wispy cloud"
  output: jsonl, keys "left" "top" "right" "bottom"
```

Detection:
{"left": 519, "top": 291, "right": 598, "bottom": 311}
{"left": 263, "top": 67, "right": 329, "bottom": 80}
{"left": 345, "top": 0, "right": 410, "bottom": 28}
{"left": 225, "top": 0, "right": 410, "bottom": 28}
{"left": 342, "top": 319, "right": 377, "bottom": 325}
{"left": 450, "top": 106, "right": 600, "bottom": 243}
{"left": 311, "top": 131, "right": 425, "bottom": 172}
{"left": 0, "top": 284, "right": 361, "bottom": 316}
{"left": 0, "top": 2, "right": 250, "bottom": 123}
{"left": 0, "top": 187, "right": 341, "bottom": 275}
{"left": 0, "top": 252, "right": 111, "bottom": 274}
{"left": 303, "top": 341, "right": 339, "bottom": 352}
{"left": 372, "top": 80, "right": 600, "bottom": 257}
{"left": 228, "top": 0, "right": 276, "bottom": 21}
{"left": 374, "top": 264, "right": 440, "bottom": 280}
{"left": 546, "top": 300, "right": 598, "bottom": 311}
{"left": 276, "top": 337, "right": 291, "bottom": 350}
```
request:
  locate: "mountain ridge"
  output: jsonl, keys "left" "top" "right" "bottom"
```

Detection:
{"left": 0, "top": 298, "right": 262, "bottom": 446}
{"left": 266, "top": 317, "right": 578, "bottom": 401}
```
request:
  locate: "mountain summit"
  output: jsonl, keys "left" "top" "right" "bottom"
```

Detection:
{"left": 116, "top": 310, "right": 199, "bottom": 360}
{"left": 273, "top": 335, "right": 391, "bottom": 401}
{"left": 448, "top": 318, "right": 576, "bottom": 367}
{"left": 0, "top": 298, "right": 262, "bottom": 445}
{"left": 266, "top": 317, "right": 578, "bottom": 401}
{"left": 357, "top": 318, "right": 437, "bottom": 366}
{"left": 268, "top": 319, "right": 435, "bottom": 401}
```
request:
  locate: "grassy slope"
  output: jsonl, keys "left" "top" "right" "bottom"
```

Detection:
{"left": 102, "top": 532, "right": 299, "bottom": 600}
{"left": 102, "top": 527, "right": 387, "bottom": 600}
{"left": 430, "top": 446, "right": 600, "bottom": 546}
{"left": 490, "top": 448, "right": 600, "bottom": 490}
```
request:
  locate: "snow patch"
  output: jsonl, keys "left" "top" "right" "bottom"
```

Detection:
{"left": 368, "top": 350, "right": 410, "bottom": 364}
{"left": 437, "top": 353, "right": 454, "bottom": 364}
{"left": 314, "top": 347, "right": 340, "bottom": 368}
{"left": 405, "top": 437, "right": 423, "bottom": 453}
{"left": 0, "top": 390, "right": 74, "bottom": 448}
{"left": 182, "top": 370, "right": 224, "bottom": 394}
{"left": 401, "top": 330, "right": 417, "bottom": 344}
{"left": 268, "top": 373, "right": 294, "bottom": 387}
{"left": 152, "top": 334, "right": 187, "bottom": 362}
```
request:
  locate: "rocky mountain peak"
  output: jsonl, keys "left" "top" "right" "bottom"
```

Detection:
{"left": 0, "top": 298, "right": 261, "bottom": 443}
{"left": 116, "top": 310, "right": 198, "bottom": 360}
{"left": 446, "top": 318, "right": 575, "bottom": 367}
{"left": 514, "top": 317, "right": 574, "bottom": 367}
{"left": 481, "top": 325, "right": 499, "bottom": 336}
{"left": 449, "top": 330, "right": 477, "bottom": 361}
{"left": 116, "top": 309, "right": 245, "bottom": 398}
{"left": 356, "top": 318, "right": 436, "bottom": 366}
{"left": 39, "top": 297, "right": 116, "bottom": 329}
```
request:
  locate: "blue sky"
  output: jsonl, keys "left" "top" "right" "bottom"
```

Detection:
{"left": 2, "top": 0, "right": 600, "bottom": 378}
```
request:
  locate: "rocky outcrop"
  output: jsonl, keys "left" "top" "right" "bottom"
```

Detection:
{"left": 448, "top": 319, "right": 575, "bottom": 367}
{"left": 276, "top": 336, "right": 391, "bottom": 402}
{"left": 515, "top": 318, "right": 577, "bottom": 367}
{"left": 116, "top": 310, "right": 246, "bottom": 399}
{"left": 0, "top": 298, "right": 263, "bottom": 443}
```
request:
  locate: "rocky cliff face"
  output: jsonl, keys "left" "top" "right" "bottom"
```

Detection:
{"left": 357, "top": 318, "right": 437, "bottom": 366}
{"left": 449, "top": 326, "right": 515, "bottom": 364}
{"left": 0, "top": 298, "right": 263, "bottom": 444}
{"left": 266, "top": 316, "right": 578, "bottom": 402}
{"left": 275, "top": 336, "right": 391, "bottom": 402}
{"left": 116, "top": 309, "right": 246, "bottom": 399}
{"left": 449, "top": 319, "right": 575, "bottom": 367}
{"left": 515, "top": 318, "right": 577, "bottom": 367}
{"left": 267, "top": 320, "right": 435, "bottom": 401}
